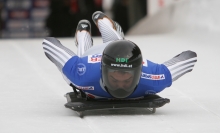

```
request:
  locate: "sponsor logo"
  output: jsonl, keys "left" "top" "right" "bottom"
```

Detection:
{"left": 72, "top": 83, "right": 94, "bottom": 90}
{"left": 116, "top": 58, "right": 128, "bottom": 63}
{"left": 141, "top": 73, "right": 165, "bottom": 80}
{"left": 111, "top": 63, "right": 132, "bottom": 68}
{"left": 87, "top": 94, "right": 95, "bottom": 99}
{"left": 77, "top": 63, "right": 86, "bottom": 75}
{"left": 85, "top": 92, "right": 106, "bottom": 98}
{"left": 77, "top": 86, "right": 94, "bottom": 90}
{"left": 145, "top": 90, "right": 156, "bottom": 95}
{"left": 81, "top": 24, "right": 88, "bottom": 28}
{"left": 88, "top": 54, "right": 102, "bottom": 63}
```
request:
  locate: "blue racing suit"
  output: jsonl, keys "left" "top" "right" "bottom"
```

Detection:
{"left": 62, "top": 54, "right": 172, "bottom": 99}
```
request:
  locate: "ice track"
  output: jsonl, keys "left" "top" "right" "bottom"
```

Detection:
{"left": 0, "top": 32, "right": 220, "bottom": 132}
{"left": 1, "top": 0, "right": 220, "bottom": 132}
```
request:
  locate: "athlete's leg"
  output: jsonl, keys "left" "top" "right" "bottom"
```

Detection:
{"left": 75, "top": 20, "right": 93, "bottom": 57}
{"left": 163, "top": 50, "right": 197, "bottom": 82}
{"left": 42, "top": 37, "right": 76, "bottom": 85}
{"left": 92, "top": 11, "right": 125, "bottom": 43}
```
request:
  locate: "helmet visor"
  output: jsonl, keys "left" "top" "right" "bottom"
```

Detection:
{"left": 102, "top": 64, "right": 142, "bottom": 98}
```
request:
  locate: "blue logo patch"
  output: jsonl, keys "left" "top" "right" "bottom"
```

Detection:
{"left": 77, "top": 63, "right": 86, "bottom": 75}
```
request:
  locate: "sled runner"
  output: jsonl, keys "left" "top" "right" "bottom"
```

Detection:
{"left": 64, "top": 91, "right": 170, "bottom": 118}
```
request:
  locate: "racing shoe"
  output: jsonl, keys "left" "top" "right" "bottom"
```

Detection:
{"left": 92, "top": 11, "right": 124, "bottom": 39}
{"left": 75, "top": 19, "right": 93, "bottom": 48}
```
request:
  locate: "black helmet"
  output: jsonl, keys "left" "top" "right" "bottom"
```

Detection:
{"left": 101, "top": 40, "right": 143, "bottom": 98}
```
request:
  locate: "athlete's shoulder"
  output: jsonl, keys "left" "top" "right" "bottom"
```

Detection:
{"left": 142, "top": 59, "right": 158, "bottom": 67}
{"left": 63, "top": 53, "right": 102, "bottom": 67}
{"left": 142, "top": 59, "right": 170, "bottom": 74}
{"left": 140, "top": 59, "right": 172, "bottom": 92}
{"left": 62, "top": 54, "right": 103, "bottom": 83}
{"left": 142, "top": 60, "right": 159, "bottom": 72}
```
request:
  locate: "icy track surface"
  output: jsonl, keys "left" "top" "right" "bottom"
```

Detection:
{"left": 0, "top": 30, "right": 220, "bottom": 133}
{"left": 1, "top": 0, "right": 220, "bottom": 130}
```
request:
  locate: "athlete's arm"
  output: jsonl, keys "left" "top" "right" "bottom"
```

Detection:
{"left": 163, "top": 50, "right": 197, "bottom": 82}
{"left": 141, "top": 59, "right": 172, "bottom": 94}
{"left": 42, "top": 37, "right": 77, "bottom": 84}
